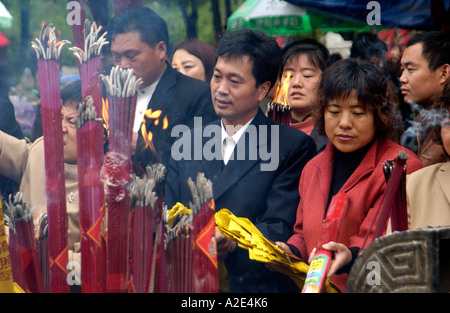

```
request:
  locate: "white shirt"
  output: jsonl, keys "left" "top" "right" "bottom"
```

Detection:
{"left": 133, "top": 80, "right": 160, "bottom": 133}
{"left": 221, "top": 117, "right": 254, "bottom": 165}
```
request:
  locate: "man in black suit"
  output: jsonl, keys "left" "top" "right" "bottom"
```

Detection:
{"left": 107, "top": 7, "right": 217, "bottom": 172}
{"left": 165, "top": 29, "right": 317, "bottom": 292}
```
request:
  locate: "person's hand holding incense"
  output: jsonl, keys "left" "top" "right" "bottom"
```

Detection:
{"left": 216, "top": 228, "right": 236, "bottom": 261}
{"left": 310, "top": 241, "right": 351, "bottom": 278}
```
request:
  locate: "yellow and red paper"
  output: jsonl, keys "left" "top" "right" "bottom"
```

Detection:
{"left": 0, "top": 202, "right": 24, "bottom": 293}
{"left": 214, "top": 209, "right": 340, "bottom": 293}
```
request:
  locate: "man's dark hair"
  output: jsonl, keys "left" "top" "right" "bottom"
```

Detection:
{"left": 406, "top": 31, "right": 450, "bottom": 71}
{"left": 107, "top": 6, "right": 169, "bottom": 48}
{"left": 215, "top": 29, "right": 281, "bottom": 88}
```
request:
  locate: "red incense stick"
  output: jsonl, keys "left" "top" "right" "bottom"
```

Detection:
{"left": 76, "top": 97, "right": 106, "bottom": 292}
{"left": 360, "top": 151, "right": 409, "bottom": 251}
{"left": 32, "top": 23, "right": 71, "bottom": 293}
{"left": 4, "top": 193, "right": 45, "bottom": 293}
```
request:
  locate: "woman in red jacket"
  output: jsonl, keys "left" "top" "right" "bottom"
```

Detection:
{"left": 277, "top": 58, "right": 424, "bottom": 292}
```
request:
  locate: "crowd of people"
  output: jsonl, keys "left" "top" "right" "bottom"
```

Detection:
{"left": 0, "top": 5, "right": 449, "bottom": 293}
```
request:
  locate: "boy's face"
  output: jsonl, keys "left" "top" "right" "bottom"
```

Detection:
{"left": 61, "top": 102, "right": 78, "bottom": 164}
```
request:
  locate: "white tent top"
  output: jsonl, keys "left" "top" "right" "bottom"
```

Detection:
{"left": 0, "top": 1, "right": 13, "bottom": 29}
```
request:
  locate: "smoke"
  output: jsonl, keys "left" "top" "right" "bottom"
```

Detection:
{"left": 399, "top": 100, "right": 449, "bottom": 152}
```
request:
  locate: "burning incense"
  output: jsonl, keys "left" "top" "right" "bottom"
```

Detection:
{"left": 70, "top": 19, "right": 109, "bottom": 116}
{"left": 268, "top": 74, "right": 292, "bottom": 125}
{"left": 100, "top": 66, "right": 142, "bottom": 293}
{"left": 4, "top": 193, "right": 45, "bottom": 293}
{"left": 360, "top": 151, "right": 409, "bottom": 251}
{"left": 76, "top": 97, "right": 106, "bottom": 293}
{"left": 31, "top": 22, "right": 71, "bottom": 293}
{"left": 302, "top": 192, "right": 348, "bottom": 293}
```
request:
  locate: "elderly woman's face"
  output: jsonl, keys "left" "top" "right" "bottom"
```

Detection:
{"left": 324, "top": 90, "right": 376, "bottom": 153}
{"left": 172, "top": 49, "right": 206, "bottom": 82}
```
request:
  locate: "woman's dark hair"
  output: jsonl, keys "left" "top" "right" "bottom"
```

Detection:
{"left": 61, "top": 79, "right": 82, "bottom": 106}
{"left": 313, "top": 58, "right": 395, "bottom": 139}
{"left": 215, "top": 29, "right": 281, "bottom": 88}
{"left": 280, "top": 38, "right": 330, "bottom": 77}
{"left": 171, "top": 39, "right": 216, "bottom": 82}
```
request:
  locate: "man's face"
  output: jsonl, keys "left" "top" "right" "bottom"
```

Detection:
{"left": 400, "top": 43, "right": 446, "bottom": 106}
{"left": 211, "top": 56, "right": 270, "bottom": 128}
{"left": 111, "top": 31, "right": 166, "bottom": 88}
{"left": 61, "top": 102, "right": 78, "bottom": 165}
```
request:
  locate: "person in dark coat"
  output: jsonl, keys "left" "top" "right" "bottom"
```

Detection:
{"left": 107, "top": 6, "right": 217, "bottom": 172}
{"left": 164, "top": 29, "right": 317, "bottom": 292}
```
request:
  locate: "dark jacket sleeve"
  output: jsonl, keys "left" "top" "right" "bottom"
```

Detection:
{"left": 0, "top": 97, "right": 23, "bottom": 140}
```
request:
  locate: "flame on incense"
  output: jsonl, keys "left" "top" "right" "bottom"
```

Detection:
{"left": 272, "top": 73, "right": 291, "bottom": 108}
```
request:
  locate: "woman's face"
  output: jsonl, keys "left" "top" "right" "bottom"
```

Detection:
{"left": 441, "top": 113, "right": 450, "bottom": 156}
{"left": 281, "top": 54, "right": 321, "bottom": 116}
{"left": 324, "top": 90, "right": 376, "bottom": 153}
{"left": 61, "top": 102, "right": 78, "bottom": 164}
{"left": 172, "top": 49, "right": 206, "bottom": 82}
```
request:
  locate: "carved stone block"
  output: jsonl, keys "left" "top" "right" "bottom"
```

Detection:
{"left": 346, "top": 227, "right": 450, "bottom": 293}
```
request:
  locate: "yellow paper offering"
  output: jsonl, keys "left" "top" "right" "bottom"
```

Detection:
{"left": 0, "top": 202, "right": 15, "bottom": 293}
{"left": 214, "top": 209, "right": 340, "bottom": 293}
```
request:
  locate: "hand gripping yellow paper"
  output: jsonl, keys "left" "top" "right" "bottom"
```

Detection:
{"left": 214, "top": 209, "right": 340, "bottom": 293}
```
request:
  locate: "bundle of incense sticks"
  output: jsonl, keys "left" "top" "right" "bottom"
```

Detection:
{"left": 101, "top": 151, "right": 132, "bottom": 293}
{"left": 3, "top": 193, "right": 45, "bottom": 293}
{"left": 100, "top": 66, "right": 142, "bottom": 293}
{"left": 31, "top": 22, "right": 71, "bottom": 293}
{"left": 382, "top": 153, "right": 409, "bottom": 233}
{"left": 36, "top": 213, "right": 50, "bottom": 293}
{"left": 268, "top": 102, "right": 292, "bottom": 125}
{"left": 142, "top": 164, "right": 167, "bottom": 293}
{"left": 129, "top": 173, "right": 157, "bottom": 293}
{"left": 76, "top": 97, "right": 106, "bottom": 293}
{"left": 101, "top": 65, "right": 143, "bottom": 155}
{"left": 268, "top": 74, "right": 292, "bottom": 125}
{"left": 164, "top": 173, "right": 217, "bottom": 293}
{"left": 187, "top": 173, "right": 218, "bottom": 293}
{"left": 70, "top": 19, "right": 108, "bottom": 116}
{"left": 164, "top": 206, "right": 194, "bottom": 293}
{"left": 302, "top": 192, "right": 348, "bottom": 293}
{"left": 360, "top": 151, "right": 409, "bottom": 251}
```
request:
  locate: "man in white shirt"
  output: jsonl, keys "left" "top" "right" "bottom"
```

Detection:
{"left": 108, "top": 6, "right": 217, "bottom": 171}
{"left": 165, "top": 29, "right": 316, "bottom": 292}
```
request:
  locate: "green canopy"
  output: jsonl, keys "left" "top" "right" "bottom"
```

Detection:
{"left": 227, "top": 0, "right": 377, "bottom": 36}
{"left": 0, "top": 1, "right": 12, "bottom": 29}
{"left": 227, "top": 0, "right": 312, "bottom": 35}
